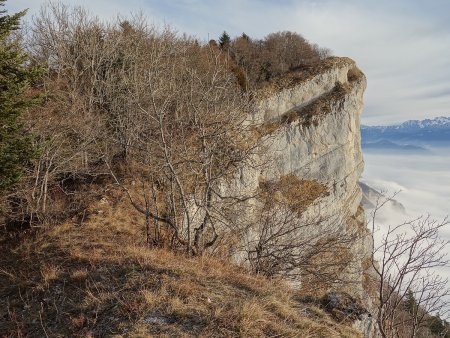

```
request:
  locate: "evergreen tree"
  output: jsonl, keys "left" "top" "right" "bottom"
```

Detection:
{"left": 0, "top": 0, "right": 41, "bottom": 193}
{"left": 218, "top": 31, "right": 230, "bottom": 49}
{"left": 403, "top": 289, "right": 418, "bottom": 315}
{"left": 241, "top": 32, "right": 250, "bottom": 41}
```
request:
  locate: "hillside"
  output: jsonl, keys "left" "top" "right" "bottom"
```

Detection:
{"left": 361, "top": 140, "right": 428, "bottom": 153}
{"left": 0, "top": 192, "right": 363, "bottom": 337}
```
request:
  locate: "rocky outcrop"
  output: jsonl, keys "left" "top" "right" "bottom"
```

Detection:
{"left": 231, "top": 57, "right": 376, "bottom": 336}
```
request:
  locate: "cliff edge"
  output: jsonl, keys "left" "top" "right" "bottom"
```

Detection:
{"left": 232, "top": 57, "right": 377, "bottom": 336}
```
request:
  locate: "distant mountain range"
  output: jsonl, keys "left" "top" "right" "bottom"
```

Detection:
{"left": 361, "top": 116, "right": 450, "bottom": 151}
{"left": 362, "top": 140, "right": 428, "bottom": 153}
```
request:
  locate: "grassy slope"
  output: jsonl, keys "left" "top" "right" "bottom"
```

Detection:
{"left": 1, "top": 193, "right": 362, "bottom": 337}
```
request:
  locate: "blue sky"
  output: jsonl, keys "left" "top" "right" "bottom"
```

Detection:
{"left": 7, "top": 0, "right": 450, "bottom": 125}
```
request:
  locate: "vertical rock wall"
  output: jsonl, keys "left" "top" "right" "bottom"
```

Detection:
{"left": 231, "top": 57, "right": 377, "bottom": 336}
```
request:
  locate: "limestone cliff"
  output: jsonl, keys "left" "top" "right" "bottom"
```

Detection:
{"left": 231, "top": 57, "right": 377, "bottom": 336}
{"left": 256, "top": 57, "right": 365, "bottom": 223}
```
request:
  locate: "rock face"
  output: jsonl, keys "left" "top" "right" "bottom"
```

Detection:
{"left": 256, "top": 57, "right": 365, "bottom": 215}
{"left": 232, "top": 57, "right": 377, "bottom": 336}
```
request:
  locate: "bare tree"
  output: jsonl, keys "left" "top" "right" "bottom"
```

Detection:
{"left": 6, "top": 3, "right": 114, "bottom": 224}
{"left": 48, "top": 15, "right": 263, "bottom": 254}
{"left": 369, "top": 195, "right": 450, "bottom": 338}
{"left": 246, "top": 203, "right": 357, "bottom": 282}
{"left": 242, "top": 175, "right": 359, "bottom": 294}
{"left": 27, "top": 4, "right": 263, "bottom": 251}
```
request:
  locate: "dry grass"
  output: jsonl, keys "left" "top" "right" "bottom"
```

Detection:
{"left": 347, "top": 67, "right": 364, "bottom": 82}
{"left": 260, "top": 175, "right": 329, "bottom": 215}
{"left": 257, "top": 62, "right": 365, "bottom": 138}
{"left": 283, "top": 81, "right": 351, "bottom": 127}
{"left": 40, "top": 264, "right": 61, "bottom": 286}
{"left": 0, "top": 188, "right": 362, "bottom": 337}
{"left": 70, "top": 268, "right": 89, "bottom": 282}
{"left": 361, "top": 256, "right": 379, "bottom": 304}
{"left": 256, "top": 121, "right": 281, "bottom": 137}
{"left": 257, "top": 82, "right": 350, "bottom": 137}
{"left": 256, "top": 57, "right": 356, "bottom": 99}
{"left": 300, "top": 245, "right": 354, "bottom": 298}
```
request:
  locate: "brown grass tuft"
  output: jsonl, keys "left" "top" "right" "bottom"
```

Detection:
{"left": 257, "top": 62, "right": 365, "bottom": 138}
{"left": 40, "top": 264, "right": 61, "bottom": 286}
{"left": 256, "top": 57, "right": 356, "bottom": 99}
{"left": 347, "top": 66, "right": 364, "bottom": 82}
{"left": 257, "top": 81, "right": 352, "bottom": 137}
{"left": 260, "top": 174, "right": 328, "bottom": 215}
{"left": 71, "top": 268, "right": 88, "bottom": 282}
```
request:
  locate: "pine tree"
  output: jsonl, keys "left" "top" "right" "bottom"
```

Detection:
{"left": 241, "top": 32, "right": 250, "bottom": 41}
{"left": 218, "top": 31, "right": 230, "bottom": 49}
{"left": 403, "top": 289, "right": 418, "bottom": 315}
{"left": 0, "top": 0, "right": 41, "bottom": 193}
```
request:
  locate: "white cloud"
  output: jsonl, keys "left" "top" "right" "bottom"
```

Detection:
{"left": 362, "top": 150, "right": 450, "bottom": 219}
{"left": 363, "top": 149, "right": 450, "bottom": 301}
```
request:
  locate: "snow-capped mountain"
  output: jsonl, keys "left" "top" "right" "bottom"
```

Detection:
{"left": 398, "top": 116, "right": 450, "bottom": 129}
{"left": 361, "top": 116, "right": 450, "bottom": 147}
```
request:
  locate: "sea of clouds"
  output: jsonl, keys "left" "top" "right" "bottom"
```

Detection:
{"left": 362, "top": 147, "right": 450, "bottom": 308}
{"left": 362, "top": 148, "right": 450, "bottom": 220}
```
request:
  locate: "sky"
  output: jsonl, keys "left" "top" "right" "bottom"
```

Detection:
{"left": 7, "top": 0, "right": 450, "bottom": 125}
